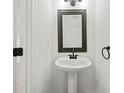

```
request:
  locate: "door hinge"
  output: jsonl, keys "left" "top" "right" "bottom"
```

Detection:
{"left": 13, "top": 48, "right": 23, "bottom": 57}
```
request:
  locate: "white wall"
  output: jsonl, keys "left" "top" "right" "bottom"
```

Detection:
{"left": 30, "top": 0, "right": 110, "bottom": 93}
{"left": 31, "top": 0, "right": 52, "bottom": 93}
{"left": 51, "top": 0, "right": 96, "bottom": 93}
{"left": 95, "top": 0, "right": 110, "bottom": 93}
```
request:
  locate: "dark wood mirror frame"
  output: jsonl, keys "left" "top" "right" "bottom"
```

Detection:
{"left": 58, "top": 9, "right": 87, "bottom": 52}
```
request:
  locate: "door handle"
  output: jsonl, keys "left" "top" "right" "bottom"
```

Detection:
{"left": 13, "top": 48, "right": 23, "bottom": 57}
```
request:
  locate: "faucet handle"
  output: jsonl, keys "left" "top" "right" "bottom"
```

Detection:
{"left": 68, "top": 54, "right": 79, "bottom": 59}
{"left": 74, "top": 55, "right": 79, "bottom": 59}
{"left": 68, "top": 54, "right": 72, "bottom": 59}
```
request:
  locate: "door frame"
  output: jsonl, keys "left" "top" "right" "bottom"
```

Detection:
{"left": 13, "top": 0, "right": 32, "bottom": 93}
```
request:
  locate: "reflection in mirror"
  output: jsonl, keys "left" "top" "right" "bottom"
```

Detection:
{"left": 63, "top": 15, "right": 82, "bottom": 48}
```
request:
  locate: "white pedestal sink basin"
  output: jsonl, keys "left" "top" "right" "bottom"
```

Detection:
{"left": 55, "top": 56, "right": 92, "bottom": 93}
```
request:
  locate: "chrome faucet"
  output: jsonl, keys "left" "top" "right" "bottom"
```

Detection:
{"left": 68, "top": 48, "right": 78, "bottom": 59}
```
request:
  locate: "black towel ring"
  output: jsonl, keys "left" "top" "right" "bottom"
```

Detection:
{"left": 102, "top": 46, "right": 110, "bottom": 60}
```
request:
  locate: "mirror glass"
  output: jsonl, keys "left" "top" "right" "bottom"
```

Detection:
{"left": 63, "top": 15, "right": 82, "bottom": 48}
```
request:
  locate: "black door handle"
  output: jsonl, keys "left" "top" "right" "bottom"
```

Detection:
{"left": 13, "top": 48, "right": 23, "bottom": 57}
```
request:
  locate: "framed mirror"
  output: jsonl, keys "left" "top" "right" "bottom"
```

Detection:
{"left": 58, "top": 9, "right": 87, "bottom": 52}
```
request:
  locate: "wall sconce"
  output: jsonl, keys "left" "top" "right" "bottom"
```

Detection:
{"left": 64, "top": 0, "right": 82, "bottom": 6}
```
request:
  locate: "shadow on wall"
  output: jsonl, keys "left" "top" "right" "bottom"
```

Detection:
{"left": 51, "top": 62, "right": 68, "bottom": 93}
{"left": 78, "top": 65, "right": 99, "bottom": 93}
{"left": 41, "top": 79, "right": 51, "bottom": 93}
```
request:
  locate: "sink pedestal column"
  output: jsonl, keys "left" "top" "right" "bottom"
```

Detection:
{"left": 68, "top": 72, "right": 77, "bottom": 93}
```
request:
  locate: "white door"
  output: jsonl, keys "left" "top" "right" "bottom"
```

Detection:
{"left": 13, "top": 0, "right": 27, "bottom": 93}
{"left": 14, "top": 0, "right": 51, "bottom": 93}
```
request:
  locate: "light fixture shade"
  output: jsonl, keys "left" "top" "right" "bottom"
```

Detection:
{"left": 64, "top": 0, "right": 82, "bottom": 2}
{"left": 64, "top": 0, "right": 82, "bottom": 6}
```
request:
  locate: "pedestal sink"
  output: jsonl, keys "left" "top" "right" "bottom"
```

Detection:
{"left": 55, "top": 56, "right": 92, "bottom": 93}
